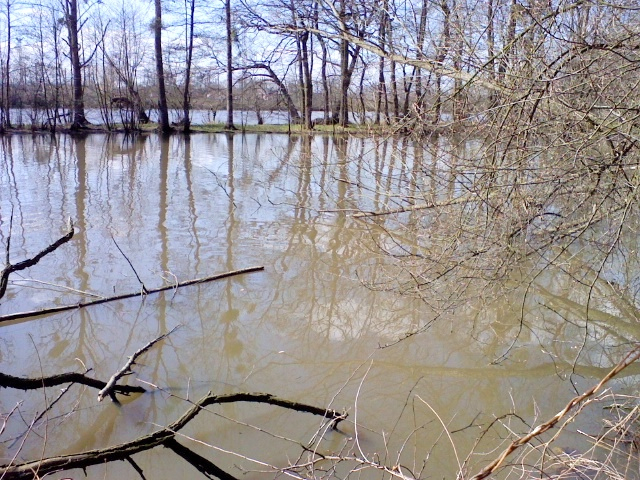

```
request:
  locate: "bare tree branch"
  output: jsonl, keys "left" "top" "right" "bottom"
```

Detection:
{"left": 98, "top": 326, "right": 181, "bottom": 402}
{"left": 0, "top": 266, "right": 264, "bottom": 323}
{"left": 0, "top": 371, "right": 145, "bottom": 395}
{"left": 0, "top": 218, "right": 74, "bottom": 300}
{"left": 470, "top": 346, "right": 640, "bottom": 480}
{"left": 0, "top": 391, "right": 346, "bottom": 480}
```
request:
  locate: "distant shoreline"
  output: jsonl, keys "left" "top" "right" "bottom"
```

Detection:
{"left": 0, "top": 120, "right": 455, "bottom": 137}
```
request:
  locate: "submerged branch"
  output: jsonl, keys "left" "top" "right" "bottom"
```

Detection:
{"left": 0, "top": 391, "right": 346, "bottom": 480}
{"left": 0, "top": 371, "right": 145, "bottom": 395}
{"left": 0, "top": 266, "right": 264, "bottom": 324}
{"left": 164, "top": 438, "right": 238, "bottom": 480}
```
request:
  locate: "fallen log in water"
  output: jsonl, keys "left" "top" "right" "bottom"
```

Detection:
{"left": 0, "top": 266, "right": 265, "bottom": 323}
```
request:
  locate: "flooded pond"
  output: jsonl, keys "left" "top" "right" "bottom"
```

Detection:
{"left": 0, "top": 133, "right": 638, "bottom": 479}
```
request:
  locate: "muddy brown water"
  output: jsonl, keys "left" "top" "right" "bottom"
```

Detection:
{"left": 0, "top": 133, "right": 637, "bottom": 479}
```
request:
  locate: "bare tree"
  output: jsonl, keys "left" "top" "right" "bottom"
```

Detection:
{"left": 235, "top": 63, "right": 300, "bottom": 121}
{"left": 235, "top": 0, "right": 315, "bottom": 126}
{"left": 33, "top": 1, "right": 66, "bottom": 131}
{"left": 63, "top": 0, "right": 89, "bottom": 129}
{"left": 103, "top": 3, "right": 150, "bottom": 128}
{"left": 312, "top": 0, "right": 331, "bottom": 122}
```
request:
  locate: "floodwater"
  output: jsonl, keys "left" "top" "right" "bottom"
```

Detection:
{"left": 0, "top": 133, "right": 638, "bottom": 479}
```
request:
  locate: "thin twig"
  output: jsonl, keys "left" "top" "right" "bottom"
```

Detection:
{"left": 201, "top": 166, "right": 237, "bottom": 208}
{"left": 97, "top": 325, "right": 181, "bottom": 402}
{"left": 111, "top": 234, "right": 148, "bottom": 294}
{"left": 469, "top": 346, "right": 640, "bottom": 480}
{"left": 9, "top": 277, "right": 105, "bottom": 299}
{"left": 0, "top": 402, "right": 21, "bottom": 437}
{"left": 8, "top": 384, "right": 73, "bottom": 450}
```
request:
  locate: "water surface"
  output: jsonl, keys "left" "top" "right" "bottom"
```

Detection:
{"left": 0, "top": 133, "right": 636, "bottom": 479}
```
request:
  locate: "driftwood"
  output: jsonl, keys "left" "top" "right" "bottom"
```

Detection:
{"left": 0, "top": 391, "right": 346, "bottom": 480}
{"left": 1, "top": 217, "right": 74, "bottom": 300}
{"left": 0, "top": 266, "right": 265, "bottom": 324}
{"left": 98, "top": 326, "right": 180, "bottom": 402}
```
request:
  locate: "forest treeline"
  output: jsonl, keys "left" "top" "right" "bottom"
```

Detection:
{"left": 0, "top": 0, "right": 637, "bottom": 134}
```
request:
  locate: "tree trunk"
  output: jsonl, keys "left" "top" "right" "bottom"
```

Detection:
{"left": 486, "top": 0, "right": 495, "bottom": 80}
{"left": 401, "top": 64, "right": 415, "bottom": 117}
{"left": 224, "top": 0, "right": 235, "bottom": 130}
{"left": 295, "top": 28, "right": 305, "bottom": 125}
{"left": 390, "top": 59, "right": 398, "bottom": 120}
{"left": 500, "top": 0, "right": 517, "bottom": 76}
{"left": 375, "top": 9, "right": 387, "bottom": 125}
{"left": 385, "top": 0, "right": 399, "bottom": 120}
{"left": 65, "top": 0, "right": 87, "bottom": 129}
{"left": 182, "top": 0, "right": 195, "bottom": 133}
{"left": 300, "top": 31, "right": 313, "bottom": 129}
{"left": 339, "top": 36, "right": 349, "bottom": 127}
{"left": 312, "top": 2, "right": 329, "bottom": 121}
{"left": 154, "top": 0, "right": 171, "bottom": 133}
{"left": 3, "top": 0, "right": 11, "bottom": 129}
{"left": 452, "top": 0, "right": 464, "bottom": 122}
{"left": 358, "top": 61, "right": 367, "bottom": 125}
{"left": 414, "top": 0, "right": 428, "bottom": 114}
{"left": 318, "top": 36, "right": 330, "bottom": 121}
{"left": 433, "top": 0, "right": 451, "bottom": 125}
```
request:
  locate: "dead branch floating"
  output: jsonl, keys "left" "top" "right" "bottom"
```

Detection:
{"left": 0, "top": 266, "right": 264, "bottom": 324}
{"left": 469, "top": 345, "right": 640, "bottom": 480}
{"left": 0, "top": 217, "right": 74, "bottom": 300}
{"left": 0, "top": 371, "right": 144, "bottom": 395}
{"left": 163, "top": 438, "right": 238, "bottom": 480}
{"left": 0, "top": 391, "right": 347, "bottom": 480}
{"left": 98, "top": 326, "right": 180, "bottom": 402}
